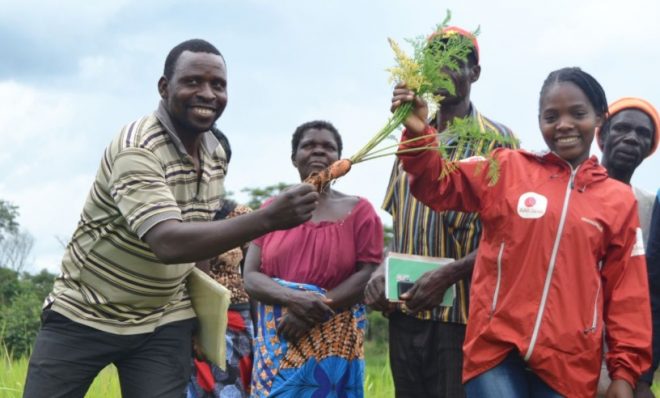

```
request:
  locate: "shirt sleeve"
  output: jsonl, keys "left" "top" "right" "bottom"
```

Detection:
{"left": 397, "top": 126, "right": 498, "bottom": 214}
{"left": 382, "top": 158, "right": 402, "bottom": 216}
{"left": 354, "top": 199, "right": 384, "bottom": 264}
{"left": 109, "top": 147, "right": 182, "bottom": 238}
{"left": 603, "top": 198, "right": 652, "bottom": 387}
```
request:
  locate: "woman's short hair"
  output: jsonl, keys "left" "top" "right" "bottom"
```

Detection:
{"left": 291, "top": 120, "right": 343, "bottom": 159}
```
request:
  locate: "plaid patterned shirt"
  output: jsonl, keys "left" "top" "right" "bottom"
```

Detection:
{"left": 383, "top": 104, "right": 517, "bottom": 324}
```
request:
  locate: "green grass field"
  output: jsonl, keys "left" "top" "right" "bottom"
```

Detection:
{"left": 364, "top": 340, "right": 395, "bottom": 397}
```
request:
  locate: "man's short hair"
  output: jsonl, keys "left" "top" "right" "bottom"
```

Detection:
{"left": 163, "top": 39, "right": 224, "bottom": 80}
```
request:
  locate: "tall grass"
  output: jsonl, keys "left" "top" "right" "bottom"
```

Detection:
{"left": 364, "top": 339, "right": 394, "bottom": 397}
{"left": 0, "top": 345, "right": 121, "bottom": 398}
{"left": 0, "top": 346, "right": 25, "bottom": 398}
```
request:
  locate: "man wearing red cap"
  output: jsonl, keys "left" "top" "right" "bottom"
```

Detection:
{"left": 596, "top": 97, "right": 660, "bottom": 398}
{"left": 365, "top": 27, "right": 516, "bottom": 397}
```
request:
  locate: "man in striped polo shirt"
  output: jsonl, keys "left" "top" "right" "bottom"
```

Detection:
{"left": 23, "top": 39, "right": 319, "bottom": 398}
{"left": 365, "top": 27, "right": 517, "bottom": 397}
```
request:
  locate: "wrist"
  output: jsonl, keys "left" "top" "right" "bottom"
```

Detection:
{"left": 253, "top": 207, "right": 275, "bottom": 233}
{"left": 612, "top": 378, "right": 634, "bottom": 391}
{"left": 447, "top": 254, "right": 476, "bottom": 280}
{"left": 402, "top": 125, "right": 435, "bottom": 144}
{"left": 405, "top": 122, "right": 429, "bottom": 137}
{"left": 611, "top": 368, "right": 637, "bottom": 391}
{"left": 281, "top": 289, "right": 300, "bottom": 308}
{"left": 429, "top": 264, "right": 459, "bottom": 286}
{"left": 371, "top": 264, "right": 386, "bottom": 279}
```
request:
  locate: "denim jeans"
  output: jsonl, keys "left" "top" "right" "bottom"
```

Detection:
{"left": 465, "top": 351, "right": 564, "bottom": 398}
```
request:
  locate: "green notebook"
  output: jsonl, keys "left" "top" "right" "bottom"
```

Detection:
{"left": 385, "top": 252, "right": 456, "bottom": 306}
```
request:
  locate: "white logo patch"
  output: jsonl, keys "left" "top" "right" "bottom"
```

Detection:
{"left": 517, "top": 192, "right": 548, "bottom": 219}
{"left": 631, "top": 227, "right": 645, "bottom": 257}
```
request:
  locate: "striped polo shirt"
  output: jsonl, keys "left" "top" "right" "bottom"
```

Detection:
{"left": 383, "top": 104, "right": 517, "bottom": 324}
{"left": 47, "top": 101, "right": 227, "bottom": 335}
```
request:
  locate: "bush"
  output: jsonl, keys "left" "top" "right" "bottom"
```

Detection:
{"left": 365, "top": 310, "right": 389, "bottom": 344}
{"left": 0, "top": 267, "right": 55, "bottom": 358}
{"left": 0, "top": 268, "right": 21, "bottom": 306}
{"left": 0, "top": 291, "right": 42, "bottom": 358}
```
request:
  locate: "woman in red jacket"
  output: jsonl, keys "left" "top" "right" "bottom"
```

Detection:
{"left": 390, "top": 67, "right": 651, "bottom": 398}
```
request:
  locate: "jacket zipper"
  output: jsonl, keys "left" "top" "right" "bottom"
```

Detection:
{"left": 490, "top": 242, "right": 505, "bottom": 318}
{"left": 524, "top": 165, "right": 579, "bottom": 361}
{"left": 585, "top": 280, "right": 601, "bottom": 333}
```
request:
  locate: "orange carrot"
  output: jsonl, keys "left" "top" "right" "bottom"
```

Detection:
{"left": 304, "top": 159, "right": 352, "bottom": 191}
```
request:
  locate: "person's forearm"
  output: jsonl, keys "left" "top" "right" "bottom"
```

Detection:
{"left": 244, "top": 270, "right": 298, "bottom": 307}
{"left": 145, "top": 209, "right": 274, "bottom": 264}
{"left": 372, "top": 262, "right": 385, "bottom": 278}
{"left": 145, "top": 183, "right": 319, "bottom": 264}
{"left": 444, "top": 250, "right": 477, "bottom": 284}
{"left": 326, "top": 264, "right": 377, "bottom": 310}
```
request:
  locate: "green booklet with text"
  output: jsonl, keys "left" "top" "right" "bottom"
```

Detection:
{"left": 385, "top": 252, "right": 456, "bottom": 306}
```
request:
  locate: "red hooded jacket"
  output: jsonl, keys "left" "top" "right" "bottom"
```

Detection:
{"left": 399, "top": 127, "right": 651, "bottom": 397}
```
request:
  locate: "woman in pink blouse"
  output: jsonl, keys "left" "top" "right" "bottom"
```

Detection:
{"left": 244, "top": 120, "right": 383, "bottom": 398}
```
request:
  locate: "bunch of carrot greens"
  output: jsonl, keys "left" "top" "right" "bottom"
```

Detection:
{"left": 305, "top": 11, "right": 517, "bottom": 191}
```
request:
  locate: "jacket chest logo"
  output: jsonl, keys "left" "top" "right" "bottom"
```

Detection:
{"left": 517, "top": 192, "right": 548, "bottom": 219}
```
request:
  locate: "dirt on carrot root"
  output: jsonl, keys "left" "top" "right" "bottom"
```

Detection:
{"left": 304, "top": 159, "right": 352, "bottom": 191}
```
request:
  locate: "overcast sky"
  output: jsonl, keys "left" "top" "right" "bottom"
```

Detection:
{"left": 1, "top": 0, "right": 659, "bottom": 273}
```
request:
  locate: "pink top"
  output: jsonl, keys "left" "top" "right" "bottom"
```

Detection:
{"left": 253, "top": 197, "right": 384, "bottom": 290}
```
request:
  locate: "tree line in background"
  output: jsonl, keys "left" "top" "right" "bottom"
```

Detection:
{"left": 0, "top": 199, "right": 55, "bottom": 358}
{"left": 0, "top": 184, "right": 392, "bottom": 359}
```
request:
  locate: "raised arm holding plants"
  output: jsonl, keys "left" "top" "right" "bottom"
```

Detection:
{"left": 304, "top": 11, "right": 517, "bottom": 192}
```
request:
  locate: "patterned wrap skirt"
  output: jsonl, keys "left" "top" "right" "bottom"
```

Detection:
{"left": 251, "top": 279, "right": 366, "bottom": 398}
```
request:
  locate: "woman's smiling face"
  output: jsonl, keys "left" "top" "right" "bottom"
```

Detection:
{"left": 539, "top": 81, "right": 603, "bottom": 168}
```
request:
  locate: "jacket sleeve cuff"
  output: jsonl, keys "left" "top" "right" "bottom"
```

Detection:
{"left": 611, "top": 368, "right": 638, "bottom": 389}
{"left": 400, "top": 125, "right": 437, "bottom": 150}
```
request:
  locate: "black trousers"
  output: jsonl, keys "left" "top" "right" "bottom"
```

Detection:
{"left": 23, "top": 309, "right": 195, "bottom": 398}
{"left": 388, "top": 312, "right": 467, "bottom": 398}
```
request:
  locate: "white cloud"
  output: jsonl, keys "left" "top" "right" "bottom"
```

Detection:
{"left": 0, "top": 173, "right": 94, "bottom": 273}
{"left": 0, "top": 81, "right": 104, "bottom": 273}
{"left": 2, "top": 0, "right": 660, "bottom": 274}
{"left": 0, "top": 81, "right": 75, "bottom": 147}
{"left": 533, "top": 0, "right": 660, "bottom": 59}
{"left": 0, "top": 0, "right": 132, "bottom": 33}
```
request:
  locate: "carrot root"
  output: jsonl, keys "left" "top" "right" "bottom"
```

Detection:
{"left": 304, "top": 159, "right": 352, "bottom": 191}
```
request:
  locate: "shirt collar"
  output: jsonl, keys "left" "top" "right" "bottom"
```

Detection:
{"left": 154, "top": 100, "right": 219, "bottom": 156}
